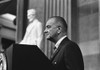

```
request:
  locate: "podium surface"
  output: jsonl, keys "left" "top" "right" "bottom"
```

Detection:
{"left": 12, "top": 44, "right": 54, "bottom": 70}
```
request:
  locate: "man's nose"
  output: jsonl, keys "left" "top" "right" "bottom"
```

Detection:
{"left": 44, "top": 29, "right": 47, "bottom": 33}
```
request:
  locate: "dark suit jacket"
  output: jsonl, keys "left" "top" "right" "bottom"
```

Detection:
{"left": 50, "top": 37, "right": 84, "bottom": 70}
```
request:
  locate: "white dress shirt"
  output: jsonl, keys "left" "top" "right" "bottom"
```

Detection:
{"left": 55, "top": 35, "right": 67, "bottom": 49}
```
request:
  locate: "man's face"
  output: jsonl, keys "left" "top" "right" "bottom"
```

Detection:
{"left": 44, "top": 18, "right": 58, "bottom": 41}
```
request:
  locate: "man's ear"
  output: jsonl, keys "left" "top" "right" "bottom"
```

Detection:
{"left": 57, "top": 26, "right": 61, "bottom": 34}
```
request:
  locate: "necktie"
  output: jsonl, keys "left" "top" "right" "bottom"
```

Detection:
{"left": 54, "top": 46, "right": 57, "bottom": 53}
{"left": 54, "top": 46, "right": 56, "bottom": 50}
{"left": 50, "top": 46, "right": 57, "bottom": 60}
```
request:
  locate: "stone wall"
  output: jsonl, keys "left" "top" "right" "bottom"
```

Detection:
{"left": 77, "top": 0, "right": 100, "bottom": 70}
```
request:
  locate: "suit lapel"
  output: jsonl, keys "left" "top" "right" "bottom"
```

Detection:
{"left": 50, "top": 37, "right": 70, "bottom": 61}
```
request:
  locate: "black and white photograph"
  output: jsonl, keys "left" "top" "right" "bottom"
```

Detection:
{"left": 0, "top": 0, "right": 99, "bottom": 70}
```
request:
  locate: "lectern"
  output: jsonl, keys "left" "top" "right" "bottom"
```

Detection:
{"left": 6, "top": 44, "right": 54, "bottom": 70}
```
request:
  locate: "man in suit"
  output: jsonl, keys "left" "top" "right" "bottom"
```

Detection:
{"left": 44, "top": 16, "right": 84, "bottom": 70}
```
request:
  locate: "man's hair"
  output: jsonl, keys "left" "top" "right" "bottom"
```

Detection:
{"left": 50, "top": 16, "right": 68, "bottom": 32}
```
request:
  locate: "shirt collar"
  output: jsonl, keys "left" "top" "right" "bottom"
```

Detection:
{"left": 55, "top": 35, "right": 67, "bottom": 49}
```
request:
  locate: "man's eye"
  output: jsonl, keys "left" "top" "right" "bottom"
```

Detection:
{"left": 47, "top": 25, "right": 51, "bottom": 28}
